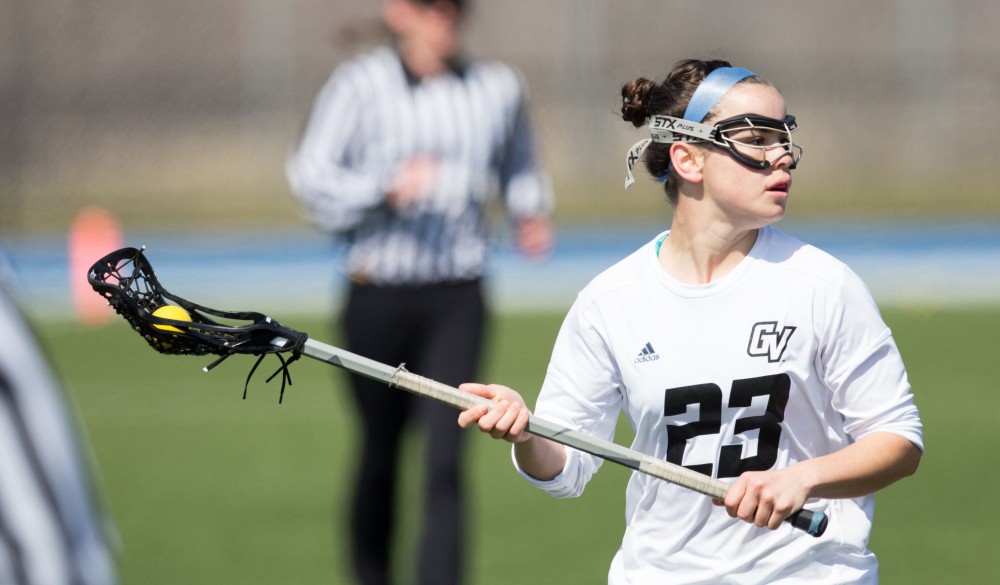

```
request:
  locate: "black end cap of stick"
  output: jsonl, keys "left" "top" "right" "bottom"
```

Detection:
{"left": 787, "top": 508, "right": 828, "bottom": 537}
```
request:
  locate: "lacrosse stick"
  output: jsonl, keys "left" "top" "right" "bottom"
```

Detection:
{"left": 88, "top": 246, "right": 828, "bottom": 537}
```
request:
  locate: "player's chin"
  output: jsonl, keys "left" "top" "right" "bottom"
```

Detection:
{"left": 763, "top": 195, "right": 788, "bottom": 219}
{"left": 751, "top": 202, "right": 786, "bottom": 227}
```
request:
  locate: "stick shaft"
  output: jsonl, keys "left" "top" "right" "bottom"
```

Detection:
{"left": 299, "top": 338, "right": 826, "bottom": 536}
{"left": 392, "top": 366, "right": 728, "bottom": 498}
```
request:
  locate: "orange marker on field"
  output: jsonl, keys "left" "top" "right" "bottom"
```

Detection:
{"left": 68, "top": 206, "right": 123, "bottom": 326}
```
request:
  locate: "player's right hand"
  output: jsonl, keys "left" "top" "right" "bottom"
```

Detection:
{"left": 457, "top": 383, "right": 532, "bottom": 444}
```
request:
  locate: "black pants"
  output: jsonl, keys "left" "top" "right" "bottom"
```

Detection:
{"left": 341, "top": 279, "right": 486, "bottom": 585}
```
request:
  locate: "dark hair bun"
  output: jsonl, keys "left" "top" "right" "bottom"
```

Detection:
{"left": 621, "top": 77, "right": 657, "bottom": 127}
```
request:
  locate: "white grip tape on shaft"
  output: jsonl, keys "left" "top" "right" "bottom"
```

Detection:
{"left": 389, "top": 368, "right": 490, "bottom": 411}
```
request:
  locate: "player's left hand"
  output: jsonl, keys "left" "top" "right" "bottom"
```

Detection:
{"left": 717, "top": 468, "right": 810, "bottom": 531}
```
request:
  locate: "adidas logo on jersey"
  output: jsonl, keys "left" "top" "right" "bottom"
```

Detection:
{"left": 634, "top": 342, "right": 660, "bottom": 364}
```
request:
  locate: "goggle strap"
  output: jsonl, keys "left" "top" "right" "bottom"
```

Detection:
{"left": 648, "top": 116, "right": 716, "bottom": 143}
{"left": 624, "top": 138, "right": 652, "bottom": 189}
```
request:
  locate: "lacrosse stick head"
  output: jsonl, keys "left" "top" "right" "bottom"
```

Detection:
{"left": 88, "top": 247, "right": 306, "bottom": 358}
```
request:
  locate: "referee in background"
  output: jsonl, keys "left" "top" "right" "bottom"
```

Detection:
{"left": 0, "top": 275, "right": 118, "bottom": 584}
{"left": 285, "top": 1, "right": 553, "bottom": 584}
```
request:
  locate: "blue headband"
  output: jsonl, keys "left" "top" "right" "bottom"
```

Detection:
{"left": 682, "top": 67, "right": 756, "bottom": 123}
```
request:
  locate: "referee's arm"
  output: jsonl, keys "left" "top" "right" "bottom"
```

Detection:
{"left": 500, "top": 93, "right": 554, "bottom": 256}
{"left": 286, "top": 69, "right": 388, "bottom": 234}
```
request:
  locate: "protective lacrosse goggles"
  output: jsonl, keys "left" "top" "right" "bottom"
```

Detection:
{"left": 624, "top": 113, "right": 803, "bottom": 188}
{"left": 623, "top": 66, "right": 804, "bottom": 188}
{"left": 650, "top": 113, "right": 803, "bottom": 170}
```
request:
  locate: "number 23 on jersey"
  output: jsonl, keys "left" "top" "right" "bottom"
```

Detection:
{"left": 663, "top": 373, "right": 790, "bottom": 478}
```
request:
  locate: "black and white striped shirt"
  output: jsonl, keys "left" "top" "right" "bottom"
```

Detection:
{"left": 287, "top": 47, "right": 553, "bottom": 285}
{"left": 0, "top": 286, "right": 118, "bottom": 584}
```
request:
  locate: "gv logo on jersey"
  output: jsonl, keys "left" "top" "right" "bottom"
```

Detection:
{"left": 747, "top": 321, "right": 796, "bottom": 362}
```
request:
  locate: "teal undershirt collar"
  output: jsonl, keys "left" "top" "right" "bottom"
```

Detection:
{"left": 655, "top": 233, "right": 668, "bottom": 257}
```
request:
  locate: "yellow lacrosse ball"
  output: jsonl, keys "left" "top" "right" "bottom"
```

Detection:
{"left": 152, "top": 305, "right": 192, "bottom": 333}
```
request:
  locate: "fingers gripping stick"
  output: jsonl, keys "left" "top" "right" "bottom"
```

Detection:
{"left": 88, "top": 246, "right": 828, "bottom": 538}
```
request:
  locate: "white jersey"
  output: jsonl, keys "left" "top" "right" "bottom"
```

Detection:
{"left": 517, "top": 226, "right": 923, "bottom": 584}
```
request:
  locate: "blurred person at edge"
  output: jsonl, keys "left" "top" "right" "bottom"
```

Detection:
{"left": 0, "top": 277, "right": 119, "bottom": 584}
{"left": 285, "top": 1, "right": 553, "bottom": 584}
{"left": 458, "top": 59, "right": 922, "bottom": 584}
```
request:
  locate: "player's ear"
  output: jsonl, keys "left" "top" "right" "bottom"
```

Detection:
{"left": 670, "top": 142, "right": 705, "bottom": 184}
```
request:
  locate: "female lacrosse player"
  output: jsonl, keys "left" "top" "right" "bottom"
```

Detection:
{"left": 458, "top": 59, "right": 923, "bottom": 584}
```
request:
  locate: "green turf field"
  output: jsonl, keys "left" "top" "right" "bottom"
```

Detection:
{"left": 34, "top": 306, "right": 999, "bottom": 584}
